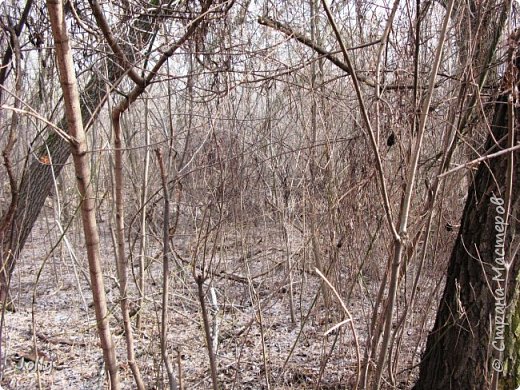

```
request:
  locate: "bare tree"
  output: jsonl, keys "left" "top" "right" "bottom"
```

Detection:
{"left": 46, "top": 0, "right": 120, "bottom": 387}
{"left": 2, "top": 0, "right": 519, "bottom": 388}
{"left": 414, "top": 28, "right": 520, "bottom": 390}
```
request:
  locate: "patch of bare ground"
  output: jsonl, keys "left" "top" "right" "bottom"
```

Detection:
{"left": 1, "top": 208, "right": 436, "bottom": 389}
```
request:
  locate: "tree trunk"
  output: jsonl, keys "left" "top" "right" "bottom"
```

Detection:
{"left": 46, "top": 1, "right": 121, "bottom": 387}
{"left": 0, "top": 63, "right": 121, "bottom": 306}
{"left": 0, "top": 2, "right": 146, "bottom": 304}
{"left": 414, "top": 30, "right": 520, "bottom": 390}
{"left": 502, "top": 292, "right": 520, "bottom": 388}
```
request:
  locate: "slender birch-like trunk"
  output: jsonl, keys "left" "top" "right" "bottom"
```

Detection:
{"left": 46, "top": 1, "right": 120, "bottom": 388}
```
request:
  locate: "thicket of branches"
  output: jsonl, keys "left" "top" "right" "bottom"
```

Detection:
{"left": 0, "top": 0, "right": 518, "bottom": 389}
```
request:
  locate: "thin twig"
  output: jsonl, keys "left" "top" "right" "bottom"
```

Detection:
{"left": 316, "top": 268, "right": 361, "bottom": 389}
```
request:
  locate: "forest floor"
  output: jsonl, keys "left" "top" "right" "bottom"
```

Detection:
{"left": 0, "top": 207, "right": 431, "bottom": 389}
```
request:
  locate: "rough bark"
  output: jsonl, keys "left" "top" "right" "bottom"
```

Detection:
{"left": 502, "top": 291, "right": 520, "bottom": 388}
{"left": 0, "top": 1, "right": 145, "bottom": 304}
{"left": 0, "top": 63, "right": 121, "bottom": 305}
{"left": 414, "top": 30, "right": 520, "bottom": 390}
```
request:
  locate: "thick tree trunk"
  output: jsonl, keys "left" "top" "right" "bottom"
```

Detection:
{"left": 0, "top": 68, "right": 120, "bottom": 306}
{"left": 501, "top": 292, "right": 520, "bottom": 388}
{"left": 0, "top": 0, "right": 148, "bottom": 306}
{"left": 0, "top": 5, "right": 142, "bottom": 304}
{"left": 414, "top": 31, "right": 520, "bottom": 389}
